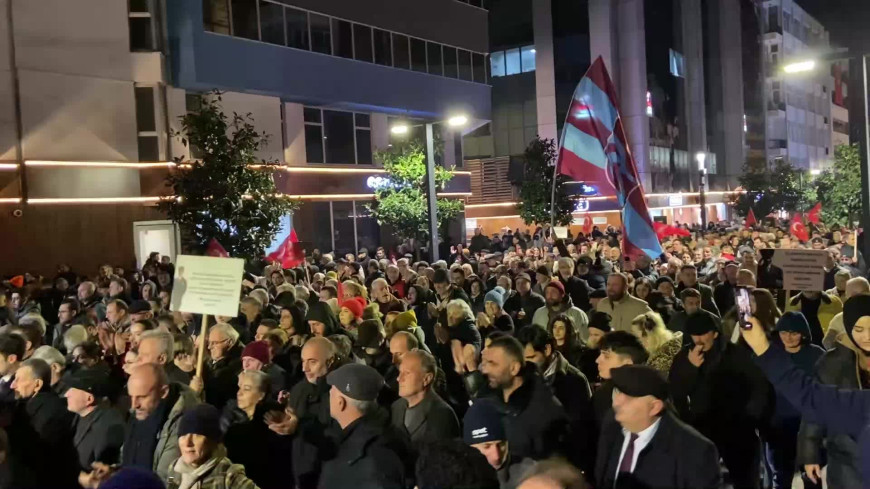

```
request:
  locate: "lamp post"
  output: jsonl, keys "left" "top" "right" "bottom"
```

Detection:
{"left": 391, "top": 115, "right": 468, "bottom": 262}
{"left": 695, "top": 151, "right": 707, "bottom": 228}
{"left": 782, "top": 52, "right": 870, "bottom": 261}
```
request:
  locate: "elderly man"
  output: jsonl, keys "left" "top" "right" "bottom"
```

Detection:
{"left": 136, "top": 330, "right": 191, "bottom": 385}
{"left": 372, "top": 278, "right": 404, "bottom": 317}
{"left": 32, "top": 345, "right": 70, "bottom": 395}
{"left": 595, "top": 273, "right": 651, "bottom": 332}
{"left": 128, "top": 300, "right": 154, "bottom": 323}
{"left": 64, "top": 368, "right": 125, "bottom": 474}
{"left": 713, "top": 262, "right": 739, "bottom": 313}
{"left": 504, "top": 273, "right": 545, "bottom": 329}
{"left": 201, "top": 322, "right": 243, "bottom": 410}
{"left": 390, "top": 349, "right": 459, "bottom": 443}
{"left": 320, "top": 363, "right": 411, "bottom": 489}
{"left": 386, "top": 331, "right": 418, "bottom": 394}
{"left": 595, "top": 365, "right": 720, "bottom": 489}
{"left": 532, "top": 281, "right": 588, "bottom": 339}
{"left": 77, "top": 281, "right": 106, "bottom": 322}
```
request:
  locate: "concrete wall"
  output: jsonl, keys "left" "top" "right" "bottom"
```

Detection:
{"left": 218, "top": 92, "right": 284, "bottom": 163}
{"left": 532, "top": 0, "right": 557, "bottom": 142}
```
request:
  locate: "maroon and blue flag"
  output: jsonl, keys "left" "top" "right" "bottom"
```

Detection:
{"left": 556, "top": 56, "right": 663, "bottom": 261}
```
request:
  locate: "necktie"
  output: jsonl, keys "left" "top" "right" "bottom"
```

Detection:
{"left": 619, "top": 433, "right": 639, "bottom": 473}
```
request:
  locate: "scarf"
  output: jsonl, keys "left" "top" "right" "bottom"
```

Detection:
{"left": 172, "top": 455, "right": 220, "bottom": 489}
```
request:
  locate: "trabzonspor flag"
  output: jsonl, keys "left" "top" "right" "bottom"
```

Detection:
{"left": 556, "top": 56, "right": 662, "bottom": 261}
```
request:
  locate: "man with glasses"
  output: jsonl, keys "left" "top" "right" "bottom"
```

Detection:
{"left": 196, "top": 323, "right": 242, "bottom": 410}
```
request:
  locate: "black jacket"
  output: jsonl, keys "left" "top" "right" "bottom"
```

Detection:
{"left": 204, "top": 343, "right": 244, "bottom": 410}
{"left": 542, "top": 352, "right": 594, "bottom": 472}
{"left": 72, "top": 404, "right": 126, "bottom": 471}
{"left": 675, "top": 281, "right": 720, "bottom": 317}
{"left": 595, "top": 410, "right": 721, "bottom": 489}
{"left": 713, "top": 280, "right": 737, "bottom": 316}
{"left": 317, "top": 413, "right": 412, "bottom": 489}
{"left": 796, "top": 344, "right": 863, "bottom": 489}
{"left": 560, "top": 275, "right": 592, "bottom": 312}
{"left": 504, "top": 290, "right": 546, "bottom": 329}
{"left": 225, "top": 401, "right": 295, "bottom": 489}
{"left": 501, "top": 364, "right": 570, "bottom": 461}
{"left": 289, "top": 376, "right": 341, "bottom": 489}
{"left": 389, "top": 389, "right": 459, "bottom": 444}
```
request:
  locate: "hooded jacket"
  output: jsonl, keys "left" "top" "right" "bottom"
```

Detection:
{"left": 785, "top": 292, "right": 843, "bottom": 347}
{"left": 306, "top": 301, "right": 343, "bottom": 337}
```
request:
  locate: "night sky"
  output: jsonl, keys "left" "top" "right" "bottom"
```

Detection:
{"left": 799, "top": 0, "right": 870, "bottom": 54}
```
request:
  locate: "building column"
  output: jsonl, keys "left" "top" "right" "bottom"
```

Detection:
{"left": 589, "top": 0, "right": 618, "bottom": 74}
{"left": 681, "top": 0, "right": 708, "bottom": 166}
{"left": 614, "top": 0, "right": 651, "bottom": 188}
{"left": 714, "top": 0, "right": 746, "bottom": 188}
{"left": 532, "top": 0, "right": 558, "bottom": 142}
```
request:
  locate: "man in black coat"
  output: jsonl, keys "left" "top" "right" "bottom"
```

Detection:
{"left": 65, "top": 368, "right": 125, "bottom": 472}
{"left": 203, "top": 323, "right": 244, "bottom": 410}
{"left": 6, "top": 358, "right": 79, "bottom": 489}
{"left": 503, "top": 273, "right": 545, "bottom": 329}
{"left": 319, "top": 363, "right": 412, "bottom": 489}
{"left": 479, "top": 335, "right": 570, "bottom": 461}
{"left": 669, "top": 312, "right": 772, "bottom": 489}
{"left": 713, "top": 262, "right": 739, "bottom": 314}
{"left": 390, "top": 349, "right": 459, "bottom": 444}
{"left": 556, "top": 257, "right": 592, "bottom": 311}
{"left": 676, "top": 264, "right": 720, "bottom": 317}
{"left": 596, "top": 365, "right": 721, "bottom": 489}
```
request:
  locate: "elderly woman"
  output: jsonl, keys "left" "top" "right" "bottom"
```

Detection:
{"left": 165, "top": 404, "right": 258, "bottom": 489}
{"left": 444, "top": 299, "right": 482, "bottom": 375}
{"left": 220, "top": 370, "right": 270, "bottom": 433}
{"left": 631, "top": 311, "right": 683, "bottom": 373}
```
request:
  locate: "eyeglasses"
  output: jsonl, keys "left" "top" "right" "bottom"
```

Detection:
{"left": 207, "top": 338, "right": 229, "bottom": 347}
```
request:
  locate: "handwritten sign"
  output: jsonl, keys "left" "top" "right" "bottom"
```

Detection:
{"left": 170, "top": 255, "right": 245, "bottom": 317}
{"left": 767, "top": 249, "right": 828, "bottom": 291}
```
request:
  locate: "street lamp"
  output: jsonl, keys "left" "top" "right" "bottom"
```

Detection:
{"left": 390, "top": 115, "right": 469, "bottom": 262}
{"left": 696, "top": 151, "right": 707, "bottom": 228}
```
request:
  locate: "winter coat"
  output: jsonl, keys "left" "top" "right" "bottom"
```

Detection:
{"left": 675, "top": 281, "right": 720, "bottom": 317}
{"left": 204, "top": 343, "right": 244, "bottom": 411}
{"left": 532, "top": 301, "right": 589, "bottom": 340}
{"left": 72, "top": 404, "right": 126, "bottom": 471}
{"left": 542, "top": 351, "right": 594, "bottom": 472}
{"left": 559, "top": 275, "right": 592, "bottom": 312}
{"left": 647, "top": 332, "right": 684, "bottom": 374}
{"left": 796, "top": 338, "right": 866, "bottom": 489}
{"left": 595, "top": 294, "right": 652, "bottom": 333}
{"left": 224, "top": 402, "right": 295, "bottom": 489}
{"left": 389, "top": 389, "right": 459, "bottom": 444}
{"left": 595, "top": 410, "right": 721, "bottom": 489}
{"left": 287, "top": 376, "right": 340, "bottom": 489}
{"left": 317, "top": 413, "right": 412, "bottom": 489}
{"left": 165, "top": 451, "right": 259, "bottom": 489}
{"left": 504, "top": 290, "right": 546, "bottom": 329}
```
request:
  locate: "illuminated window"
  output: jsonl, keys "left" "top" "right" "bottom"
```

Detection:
{"left": 669, "top": 49, "right": 685, "bottom": 78}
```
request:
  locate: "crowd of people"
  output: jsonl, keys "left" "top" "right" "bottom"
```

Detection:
{"left": 0, "top": 218, "right": 869, "bottom": 489}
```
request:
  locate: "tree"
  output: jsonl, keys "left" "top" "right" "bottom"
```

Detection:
{"left": 731, "top": 159, "right": 808, "bottom": 218}
{"left": 366, "top": 141, "right": 463, "bottom": 245}
{"left": 159, "top": 92, "right": 298, "bottom": 259}
{"left": 812, "top": 143, "right": 862, "bottom": 226}
{"left": 516, "top": 137, "right": 574, "bottom": 226}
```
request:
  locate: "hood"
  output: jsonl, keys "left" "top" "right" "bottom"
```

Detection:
{"left": 775, "top": 311, "right": 812, "bottom": 344}
{"left": 306, "top": 301, "right": 341, "bottom": 336}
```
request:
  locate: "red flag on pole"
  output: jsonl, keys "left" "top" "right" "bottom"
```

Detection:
{"left": 582, "top": 215, "right": 593, "bottom": 235}
{"left": 806, "top": 202, "right": 822, "bottom": 225}
{"left": 266, "top": 229, "right": 304, "bottom": 268}
{"left": 744, "top": 209, "right": 757, "bottom": 229}
{"left": 653, "top": 221, "right": 691, "bottom": 239}
{"left": 205, "top": 238, "right": 229, "bottom": 258}
{"left": 790, "top": 213, "right": 809, "bottom": 242}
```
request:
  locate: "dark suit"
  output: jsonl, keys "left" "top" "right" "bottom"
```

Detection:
{"left": 389, "top": 390, "right": 459, "bottom": 444}
{"left": 595, "top": 410, "right": 720, "bottom": 489}
{"left": 72, "top": 405, "right": 126, "bottom": 470}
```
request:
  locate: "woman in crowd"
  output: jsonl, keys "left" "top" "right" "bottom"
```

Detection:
{"left": 548, "top": 313, "right": 585, "bottom": 369}
{"left": 632, "top": 277, "right": 653, "bottom": 303}
{"left": 467, "top": 275, "right": 487, "bottom": 316}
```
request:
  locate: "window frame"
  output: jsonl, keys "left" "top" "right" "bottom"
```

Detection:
{"left": 303, "top": 107, "right": 372, "bottom": 165}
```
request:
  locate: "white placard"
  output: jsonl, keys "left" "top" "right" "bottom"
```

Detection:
{"left": 761, "top": 248, "right": 828, "bottom": 291}
{"left": 593, "top": 217, "right": 608, "bottom": 225}
{"left": 668, "top": 194, "right": 683, "bottom": 207}
{"left": 170, "top": 255, "right": 245, "bottom": 317}
{"left": 553, "top": 227, "right": 568, "bottom": 239}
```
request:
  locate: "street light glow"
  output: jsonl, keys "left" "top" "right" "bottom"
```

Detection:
{"left": 390, "top": 124, "right": 409, "bottom": 135}
{"left": 695, "top": 151, "right": 706, "bottom": 171}
{"left": 783, "top": 60, "right": 816, "bottom": 74}
{"left": 447, "top": 115, "right": 468, "bottom": 127}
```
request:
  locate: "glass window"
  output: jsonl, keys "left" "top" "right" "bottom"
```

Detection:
{"left": 490, "top": 51, "right": 505, "bottom": 77}
{"left": 427, "top": 43, "right": 443, "bottom": 75}
{"left": 185, "top": 93, "right": 202, "bottom": 112}
{"left": 354, "top": 24, "right": 373, "bottom": 62}
{"left": 504, "top": 48, "right": 520, "bottom": 75}
{"left": 138, "top": 136, "right": 159, "bottom": 162}
{"left": 410, "top": 38, "right": 427, "bottom": 72}
{"left": 309, "top": 13, "right": 331, "bottom": 54}
{"left": 354, "top": 113, "right": 370, "bottom": 127}
{"left": 296, "top": 202, "right": 332, "bottom": 253}
{"left": 356, "top": 129, "right": 372, "bottom": 164}
{"left": 323, "top": 110, "right": 355, "bottom": 163}
{"left": 373, "top": 29, "right": 391, "bottom": 66}
{"left": 304, "top": 107, "right": 321, "bottom": 123}
{"left": 135, "top": 87, "right": 156, "bottom": 132}
{"left": 203, "top": 0, "right": 231, "bottom": 34}
{"left": 332, "top": 201, "right": 356, "bottom": 255}
{"left": 332, "top": 19, "right": 353, "bottom": 59}
{"left": 393, "top": 34, "right": 410, "bottom": 69}
{"left": 129, "top": 17, "right": 154, "bottom": 51}
{"left": 669, "top": 49, "right": 685, "bottom": 77}
{"left": 285, "top": 8, "right": 308, "bottom": 49}
{"left": 259, "top": 1, "right": 284, "bottom": 45}
{"left": 520, "top": 45, "right": 535, "bottom": 72}
{"left": 355, "top": 203, "right": 380, "bottom": 253}
{"left": 444, "top": 47, "right": 458, "bottom": 78}
{"left": 304, "top": 123, "right": 324, "bottom": 163}
{"left": 130, "top": 0, "right": 149, "bottom": 12}
{"left": 472, "top": 52, "right": 485, "bottom": 82}
{"left": 458, "top": 49, "right": 472, "bottom": 81}
{"left": 230, "top": 0, "right": 258, "bottom": 40}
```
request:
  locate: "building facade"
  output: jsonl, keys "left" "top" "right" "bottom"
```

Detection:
{"left": 0, "top": 0, "right": 490, "bottom": 275}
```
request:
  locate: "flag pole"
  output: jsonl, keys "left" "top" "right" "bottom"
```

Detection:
{"left": 549, "top": 160, "right": 558, "bottom": 232}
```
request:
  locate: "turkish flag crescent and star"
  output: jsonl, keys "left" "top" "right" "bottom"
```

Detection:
{"left": 583, "top": 214, "right": 593, "bottom": 235}
{"left": 790, "top": 213, "right": 809, "bottom": 242}
{"left": 267, "top": 229, "right": 304, "bottom": 268}
{"left": 205, "top": 238, "right": 229, "bottom": 258}
{"left": 744, "top": 209, "right": 757, "bottom": 229}
{"left": 806, "top": 203, "right": 822, "bottom": 225}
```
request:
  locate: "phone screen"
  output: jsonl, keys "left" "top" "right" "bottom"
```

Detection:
{"left": 735, "top": 287, "right": 752, "bottom": 330}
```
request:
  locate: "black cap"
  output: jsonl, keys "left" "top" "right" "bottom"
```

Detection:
{"left": 589, "top": 289, "right": 607, "bottom": 299}
{"left": 129, "top": 300, "right": 152, "bottom": 314}
{"left": 588, "top": 311, "right": 612, "bottom": 332}
{"left": 67, "top": 367, "right": 111, "bottom": 398}
{"left": 178, "top": 404, "right": 222, "bottom": 441}
{"left": 611, "top": 365, "right": 669, "bottom": 401}
{"left": 326, "top": 363, "right": 384, "bottom": 401}
{"left": 463, "top": 400, "right": 506, "bottom": 444}
{"left": 685, "top": 312, "right": 719, "bottom": 336}
{"left": 577, "top": 256, "right": 593, "bottom": 266}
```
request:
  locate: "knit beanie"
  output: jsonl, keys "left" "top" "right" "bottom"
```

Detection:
{"left": 341, "top": 297, "right": 365, "bottom": 320}
{"left": 391, "top": 310, "right": 418, "bottom": 332}
{"left": 484, "top": 286, "right": 506, "bottom": 309}
{"left": 178, "top": 404, "right": 222, "bottom": 441}
{"left": 463, "top": 399, "right": 506, "bottom": 444}
{"left": 588, "top": 311, "right": 613, "bottom": 332}
{"left": 99, "top": 468, "right": 165, "bottom": 489}
{"left": 362, "top": 302, "right": 382, "bottom": 320}
{"left": 241, "top": 341, "right": 270, "bottom": 365}
{"left": 844, "top": 295, "right": 870, "bottom": 354}
{"left": 357, "top": 319, "right": 385, "bottom": 348}
{"left": 545, "top": 280, "right": 565, "bottom": 296}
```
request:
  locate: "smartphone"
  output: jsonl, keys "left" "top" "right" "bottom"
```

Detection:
{"left": 735, "top": 287, "right": 752, "bottom": 330}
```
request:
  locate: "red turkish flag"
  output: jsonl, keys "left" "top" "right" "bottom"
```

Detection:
{"left": 745, "top": 209, "right": 757, "bottom": 229}
{"left": 806, "top": 203, "right": 822, "bottom": 225}
{"left": 653, "top": 221, "right": 691, "bottom": 239}
{"left": 582, "top": 215, "right": 593, "bottom": 235}
{"left": 790, "top": 213, "right": 809, "bottom": 242}
{"left": 266, "top": 229, "right": 304, "bottom": 268}
{"left": 205, "top": 239, "right": 229, "bottom": 258}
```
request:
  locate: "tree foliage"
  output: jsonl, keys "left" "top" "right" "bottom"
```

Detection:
{"left": 731, "top": 159, "right": 809, "bottom": 218}
{"left": 159, "top": 92, "right": 298, "bottom": 259}
{"left": 812, "top": 143, "right": 862, "bottom": 226}
{"left": 366, "top": 142, "right": 463, "bottom": 243}
{"left": 516, "top": 137, "right": 574, "bottom": 226}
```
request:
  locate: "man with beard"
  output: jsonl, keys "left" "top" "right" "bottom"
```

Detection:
{"left": 595, "top": 273, "right": 651, "bottom": 332}
{"left": 531, "top": 281, "right": 588, "bottom": 340}
{"left": 503, "top": 273, "right": 545, "bottom": 330}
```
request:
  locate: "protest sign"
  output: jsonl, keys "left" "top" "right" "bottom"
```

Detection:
{"left": 170, "top": 255, "right": 245, "bottom": 317}
{"left": 757, "top": 248, "right": 827, "bottom": 291}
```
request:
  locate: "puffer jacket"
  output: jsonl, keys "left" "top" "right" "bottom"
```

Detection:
{"left": 796, "top": 335, "right": 866, "bottom": 489}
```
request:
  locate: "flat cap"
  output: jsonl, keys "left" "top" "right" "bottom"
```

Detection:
{"left": 326, "top": 363, "right": 384, "bottom": 401}
{"left": 611, "top": 365, "right": 669, "bottom": 401}
{"left": 67, "top": 367, "right": 112, "bottom": 398}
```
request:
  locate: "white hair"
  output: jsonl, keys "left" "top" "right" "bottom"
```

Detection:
{"left": 19, "top": 314, "right": 46, "bottom": 336}
{"left": 446, "top": 299, "right": 475, "bottom": 322}
{"left": 139, "top": 330, "right": 175, "bottom": 360}
{"left": 248, "top": 289, "right": 269, "bottom": 306}
{"left": 210, "top": 322, "right": 240, "bottom": 346}
{"left": 239, "top": 369, "right": 270, "bottom": 394}
{"left": 63, "top": 325, "right": 89, "bottom": 353}
{"left": 32, "top": 346, "right": 65, "bottom": 369}
{"left": 346, "top": 396, "right": 378, "bottom": 415}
